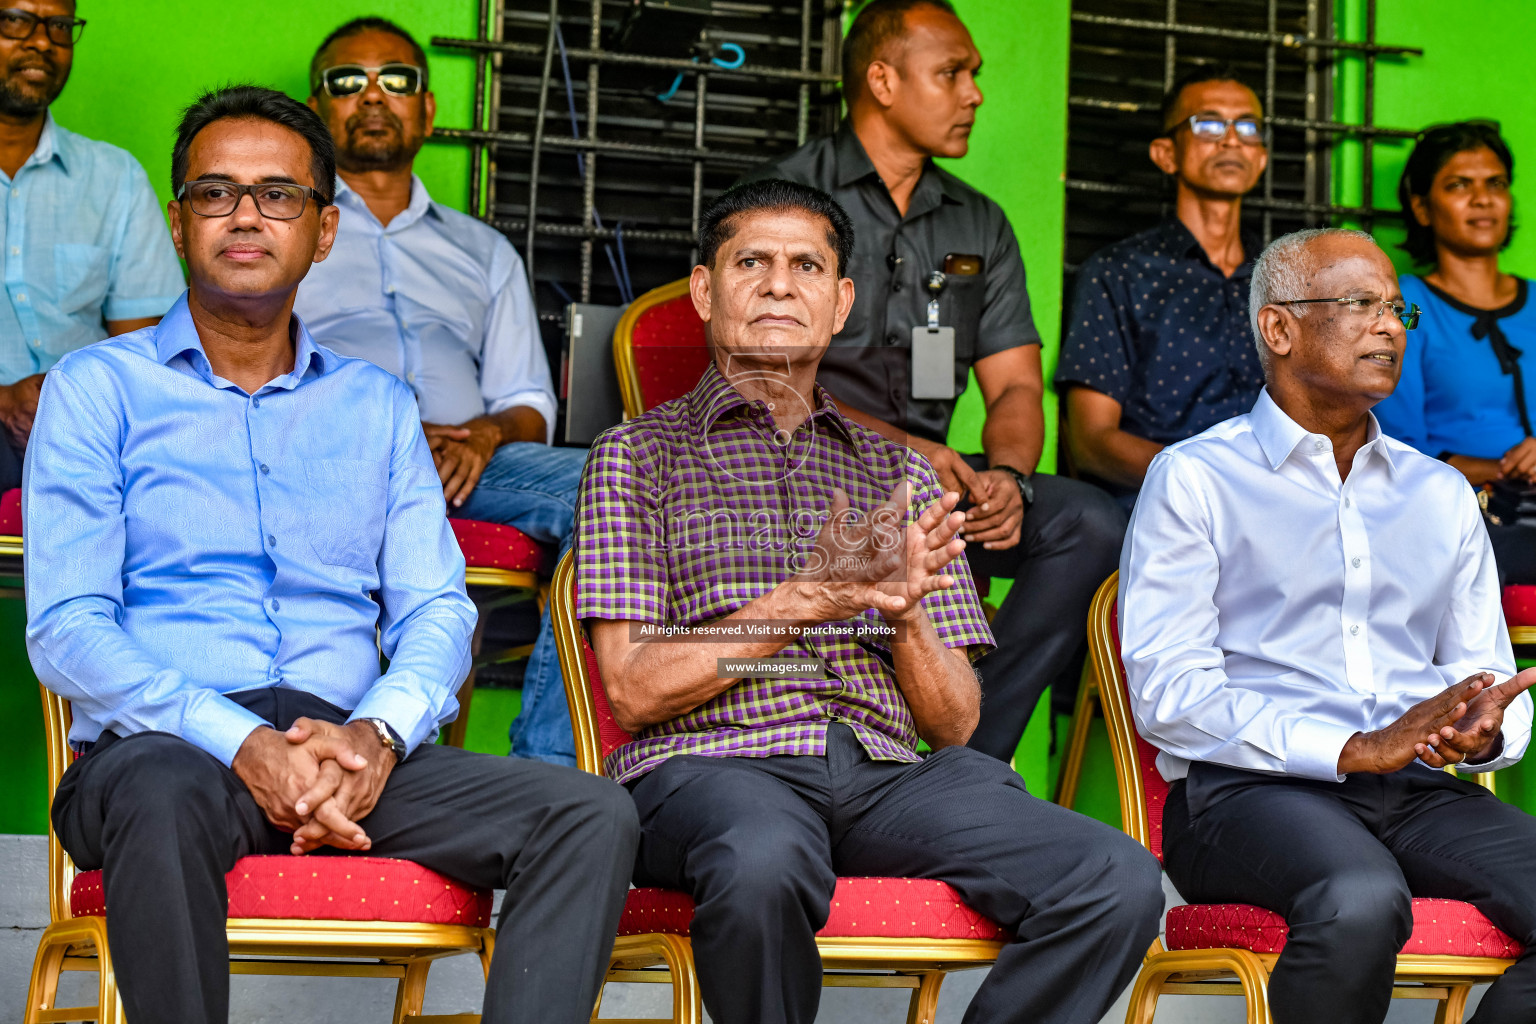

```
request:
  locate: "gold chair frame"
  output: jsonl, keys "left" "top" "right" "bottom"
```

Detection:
{"left": 550, "top": 552, "right": 1004, "bottom": 1024}
{"left": 449, "top": 564, "right": 545, "bottom": 750}
{"left": 25, "top": 688, "right": 494, "bottom": 1024}
{"left": 612, "top": 278, "right": 694, "bottom": 421}
{"left": 1085, "top": 572, "right": 1516, "bottom": 1024}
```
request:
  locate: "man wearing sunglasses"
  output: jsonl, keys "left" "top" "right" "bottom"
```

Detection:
{"left": 0, "top": 0, "right": 183, "bottom": 492}
{"left": 1057, "top": 64, "right": 1270, "bottom": 512}
{"left": 1122, "top": 228, "right": 1536, "bottom": 1024}
{"left": 296, "top": 17, "right": 588, "bottom": 767}
{"left": 25, "top": 84, "right": 638, "bottom": 1024}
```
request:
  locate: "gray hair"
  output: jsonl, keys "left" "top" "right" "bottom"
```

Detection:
{"left": 1249, "top": 227, "right": 1378, "bottom": 364}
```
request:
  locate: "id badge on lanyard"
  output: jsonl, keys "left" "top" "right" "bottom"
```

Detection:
{"left": 911, "top": 270, "right": 956, "bottom": 400}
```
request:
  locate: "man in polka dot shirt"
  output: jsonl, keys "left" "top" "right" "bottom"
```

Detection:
{"left": 1057, "top": 64, "right": 1268, "bottom": 512}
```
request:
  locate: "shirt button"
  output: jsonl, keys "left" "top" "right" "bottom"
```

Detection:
{"left": 1352, "top": 556, "right": 1362, "bottom": 568}
{"left": 887, "top": 333, "right": 900, "bottom": 346}
{"left": 892, "top": 281, "right": 903, "bottom": 292}
{"left": 1314, "top": 439, "right": 1326, "bottom": 450}
{"left": 15, "top": 291, "right": 25, "bottom": 302}
{"left": 267, "top": 534, "right": 276, "bottom": 547}
{"left": 1344, "top": 497, "right": 1352, "bottom": 508}
{"left": 406, "top": 371, "right": 416, "bottom": 383}
{"left": 8, "top": 246, "right": 16, "bottom": 255}
{"left": 30, "top": 338, "right": 39, "bottom": 347}
{"left": 271, "top": 599, "right": 281, "bottom": 611}
{"left": 259, "top": 464, "right": 270, "bottom": 475}
{"left": 1350, "top": 624, "right": 1361, "bottom": 636}
{"left": 252, "top": 397, "right": 260, "bottom": 408}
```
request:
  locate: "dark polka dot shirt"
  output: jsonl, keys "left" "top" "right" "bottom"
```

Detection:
{"left": 1055, "top": 218, "right": 1265, "bottom": 445}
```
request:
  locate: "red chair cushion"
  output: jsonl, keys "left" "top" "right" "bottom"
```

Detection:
{"left": 1503, "top": 585, "right": 1536, "bottom": 628}
{"left": 1166, "top": 898, "right": 1524, "bottom": 958}
{"left": 0, "top": 488, "right": 19, "bottom": 535}
{"left": 71, "top": 855, "right": 493, "bottom": 926}
{"left": 618, "top": 878, "right": 1008, "bottom": 941}
{"left": 1108, "top": 602, "right": 1169, "bottom": 862}
{"left": 630, "top": 293, "right": 710, "bottom": 412}
{"left": 450, "top": 518, "right": 551, "bottom": 574}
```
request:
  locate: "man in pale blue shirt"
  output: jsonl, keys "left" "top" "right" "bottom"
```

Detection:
{"left": 26, "top": 85, "right": 636, "bottom": 1024}
{"left": 296, "top": 17, "right": 586, "bottom": 765}
{"left": 0, "top": 0, "right": 184, "bottom": 490}
{"left": 1122, "top": 228, "right": 1536, "bottom": 1024}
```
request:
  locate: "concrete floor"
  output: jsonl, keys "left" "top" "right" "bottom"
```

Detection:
{"left": 0, "top": 834, "right": 1481, "bottom": 1024}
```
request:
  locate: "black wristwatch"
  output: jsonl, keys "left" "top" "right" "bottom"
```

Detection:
{"left": 990, "top": 464, "right": 1035, "bottom": 512}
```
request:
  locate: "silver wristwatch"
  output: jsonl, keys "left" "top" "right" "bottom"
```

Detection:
{"left": 358, "top": 717, "right": 406, "bottom": 759}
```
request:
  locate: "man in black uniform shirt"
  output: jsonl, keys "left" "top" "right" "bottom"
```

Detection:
{"left": 745, "top": 0, "right": 1125, "bottom": 759}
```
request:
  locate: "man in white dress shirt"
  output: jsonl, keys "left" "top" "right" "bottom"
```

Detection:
{"left": 1121, "top": 227, "right": 1536, "bottom": 1024}
{"left": 295, "top": 17, "right": 585, "bottom": 764}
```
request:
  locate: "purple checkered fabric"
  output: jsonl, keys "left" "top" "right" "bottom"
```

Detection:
{"left": 575, "top": 360, "right": 995, "bottom": 783}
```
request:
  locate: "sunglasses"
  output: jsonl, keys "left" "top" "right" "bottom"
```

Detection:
{"left": 1168, "top": 115, "right": 1266, "bottom": 146}
{"left": 316, "top": 63, "right": 425, "bottom": 98}
{"left": 0, "top": 7, "right": 85, "bottom": 46}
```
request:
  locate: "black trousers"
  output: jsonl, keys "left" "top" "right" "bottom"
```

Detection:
{"left": 0, "top": 434, "right": 21, "bottom": 492}
{"left": 627, "top": 723, "right": 1164, "bottom": 1024}
{"left": 51, "top": 688, "right": 640, "bottom": 1024}
{"left": 1163, "top": 762, "right": 1536, "bottom": 1024}
{"left": 958, "top": 456, "right": 1129, "bottom": 758}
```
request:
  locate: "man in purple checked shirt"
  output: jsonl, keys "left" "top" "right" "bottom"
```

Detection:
{"left": 572, "top": 178, "right": 1162, "bottom": 1024}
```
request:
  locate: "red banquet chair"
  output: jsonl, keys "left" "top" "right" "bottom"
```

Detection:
{"left": 612, "top": 279, "right": 711, "bottom": 419}
{"left": 1502, "top": 585, "right": 1536, "bottom": 646}
{"left": 549, "top": 551, "right": 1007, "bottom": 1024}
{"left": 0, "top": 486, "right": 549, "bottom": 749}
{"left": 24, "top": 687, "right": 494, "bottom": 1024}
{"left": 1086, "top": 571, "right": 1521, "bottom": 1024}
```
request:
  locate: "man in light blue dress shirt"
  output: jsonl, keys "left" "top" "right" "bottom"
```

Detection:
{"left": 1122, "top": 229, "right": 1536, "bottom": 1024}
{"left": 295, "top": 17, "right": 586, "bottom": 766}
{"left": 26, "top": 85, "right": 636, "bottom": 1024}
{"left": 0, "top": 0, "right": 184, "bottom": 490}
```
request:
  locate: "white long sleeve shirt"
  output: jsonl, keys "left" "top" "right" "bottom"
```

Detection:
{"left": 1121, "top": 388, "right": 1531, "bottom": 783}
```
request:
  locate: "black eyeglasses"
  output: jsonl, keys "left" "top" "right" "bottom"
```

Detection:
{"left": 316, "top": 63, "right": 425, "bottom": 98}
{"left": 1166, "top": 115, "right": 1266, "bottom": 146}
{"left": 176, "top": 180, "right": 329, "bottom": 221}
{"left": 0, "top": 7, "right": 85, "bottom": 46}
{"left": 1277, "top": 296, "right": 1421, "bottom": 330}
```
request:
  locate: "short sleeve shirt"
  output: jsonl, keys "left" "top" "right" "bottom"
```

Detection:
{"left": 1055, "top": 219, "right": 1264, "bottom": 446}
{"left": 0, "top": 114, "right": 185, "bottom": 384}
{"left": 744, "top": 122, "right": 1040, "bottom": 445}
{"left": 574, "top": 361, "right": 995, "bottom": 783}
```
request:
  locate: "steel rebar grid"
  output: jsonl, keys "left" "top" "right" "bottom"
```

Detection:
{"left": 523, "top": 0, "right": 561, "bottom": 281}
{"left": 433, "top": 126, "right": 765, "bottom": 166}
{"left": 581, "top": 0, "right": 600, "bottom": 303}
{"left": 1064, "top": 176, "right": 1400, "bottom": 221}
{"left": 470, "top": 0, "right": 490, "bottom": 217}
{"left": 797, "top": 0, "right": 812, "bottom": 145}
{"left": 432, "top": 35, "right": 840, "bottom": 84}
{"left": 1361, "top": 0, "right": 1376, "bottom": 231}
{"left": 1263, "top": 0, "right": 1277, "bottom": 240}
{"left": 1070, "top": 11, "right": 1420, "bottom": 56}
{"left": 1067, "top": 96, "right": 1417, "bottom": 138}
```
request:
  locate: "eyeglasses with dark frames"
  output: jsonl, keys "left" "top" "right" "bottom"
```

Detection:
{"left": 1276, "top": 296, "right": 1421, "bottom": 331}
{"left": 0, "top": 7, "right": 85, "bottom": 46}
{"left": 176, "top": 180, "right": 329, "bottom": 221}
{"left": 1167, "top": 115, "right": 1266, "bottom": 146}
{"left": 316, "top": 63, "right": 425, "bottom": 98}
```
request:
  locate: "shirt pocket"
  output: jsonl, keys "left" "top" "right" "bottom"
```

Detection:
{"left": 941, "top": 273, "right": 984, "bottom": 364}
{"left": 53, "top": 243, "right": 110, "bottom": 321}
{"left": 304, "top": 459, "right": 388, "bottom": 573}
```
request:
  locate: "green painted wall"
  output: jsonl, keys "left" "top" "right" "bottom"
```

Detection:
{"left": 51, "top": 0, "right": 478, "bottom": 214}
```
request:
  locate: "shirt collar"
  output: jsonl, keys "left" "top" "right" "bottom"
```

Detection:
{"left": 334, "top": 173, "right": 439, "bottom": 231}
{"left": 153, "top": 292, "right": 328, "bottom": 388}
{"left": 687, "top": 358, "right": 859, "bottom": 447}
{"left": 1249, "top": 387, "right": 1397, "bottom": 476}
{"left": 832, "top": 120, "right": 963, "bottom": 209}
{"left": 1155, "top": 217, "right": 1260, "bottom": 278}
{"left": 19, "top": 112, "right": 67, "bottom": 175}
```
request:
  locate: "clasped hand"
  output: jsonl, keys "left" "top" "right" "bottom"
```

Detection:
{"left": 231, "top": 719, "right": 397, "bottom": 856}
{"left": 786, "top": 483, "right": 968, "bottom": 623}
{"left": 1337, "top": 667, "right": 1536, "bottom": 775}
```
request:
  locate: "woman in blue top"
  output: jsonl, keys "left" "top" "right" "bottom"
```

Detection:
{"left": 1374, "top": 121, "right": 1536, "bottom": 583}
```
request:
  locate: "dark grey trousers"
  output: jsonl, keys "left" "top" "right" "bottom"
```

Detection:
{"left": 51, "top": 688, "right": 640, "bottom": 1024}
{"left": 628, "top": 723, "right": 1164, "bottom": 1024}
{"left": 958, "top": 457, "right": 1129, "bottom": 759}
{"left": 1163, "top": 762, "right": 1536, "bottom": 1024}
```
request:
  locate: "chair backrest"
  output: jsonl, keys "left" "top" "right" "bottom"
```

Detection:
{"left": 612, "top": 278, "right": 711, "bottom": 418}
{"left": 38, "top": 686, "right": 76, "bottom": 923}
{"left": 1085, "top": 572, "right": 1169, "bottom": 862}
{"left": 550, "top": 551, "right": 634, "bottom": 777}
